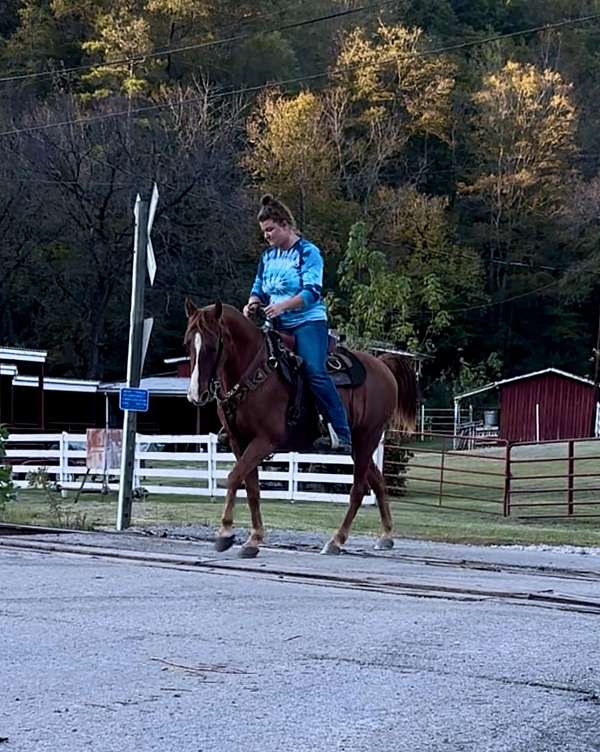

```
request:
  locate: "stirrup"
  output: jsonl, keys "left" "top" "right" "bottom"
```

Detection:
{"left": 312, "top": 424, "right": 352, "bottom": 454}
{"left": 217, "top": 428, "right": 231, "bottom": 450}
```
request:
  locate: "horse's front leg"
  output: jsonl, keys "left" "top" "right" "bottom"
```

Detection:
{"left": 239, "top": 467, "right": 263, "bottom": 558}
{"left": 216, "top": 437, "right": 274, "bottom": 557}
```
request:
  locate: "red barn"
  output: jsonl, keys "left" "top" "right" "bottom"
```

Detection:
{"left": 498, "top": 369, "right": 598, "bottom": 442}
{"left": 455, "top": 368, "right": 599, "bottom": 443}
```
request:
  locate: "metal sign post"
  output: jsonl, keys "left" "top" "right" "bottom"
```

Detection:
{"left": 117, "top": 194, "right": 150, "bottom": 530}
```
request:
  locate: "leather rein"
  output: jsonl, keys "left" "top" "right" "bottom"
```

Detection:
{"left": 204, "top": 327, "right": 280, "bottom": 423}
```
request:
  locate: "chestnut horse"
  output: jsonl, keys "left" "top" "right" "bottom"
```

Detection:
{"left": 184, "top": 300, "right": 416, "bottom": 557}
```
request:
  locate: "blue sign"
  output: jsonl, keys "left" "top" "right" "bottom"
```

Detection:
{"left": 119, "top": 387, "right": 149, "bottom": 412}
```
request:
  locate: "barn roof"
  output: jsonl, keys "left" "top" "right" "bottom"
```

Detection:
{"left": 455, "top": 367, "right": 596, "bottom": 402}
{"left": 0, "top": 346, "right": 47, "bottom": 364}
{"left": 13, "top": 375, "right": 100, "bottom": 392}
{"left": 99, "top": 376, "right": 189, "bottom": 396}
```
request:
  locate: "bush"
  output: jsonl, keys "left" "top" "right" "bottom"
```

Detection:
{"left": 0, "top": 424, "right": 16, "bottom": 513}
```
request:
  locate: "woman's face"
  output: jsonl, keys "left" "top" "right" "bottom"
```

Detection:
{"left": 260, "top": 218, "right": 292, "bottom": 249}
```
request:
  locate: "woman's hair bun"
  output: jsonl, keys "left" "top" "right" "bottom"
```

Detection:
{"left": 257, "top": 193, "right": 295, "bottom": 227}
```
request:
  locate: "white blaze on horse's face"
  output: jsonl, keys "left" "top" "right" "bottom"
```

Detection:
{"left": 187, "top": 332, "right": 202, "bottom": 404}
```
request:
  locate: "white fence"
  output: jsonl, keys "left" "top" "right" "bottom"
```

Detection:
{"left": 5, "top": 432, "right": 383, "bottom": 504}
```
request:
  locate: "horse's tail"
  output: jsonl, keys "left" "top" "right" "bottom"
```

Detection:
{"left": 378, "top": 354, "right": 418, "bottom": 434}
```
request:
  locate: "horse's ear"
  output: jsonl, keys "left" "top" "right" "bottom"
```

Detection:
{"left": 185, "top": 297, "right": 197, "bottom": 318}
{"left": 214, "top": 300, "right": 223, "bottom": 321}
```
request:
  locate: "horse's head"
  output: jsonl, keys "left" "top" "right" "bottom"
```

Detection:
{"left": 184, "top": 298, "right": 224, "bottom": 406}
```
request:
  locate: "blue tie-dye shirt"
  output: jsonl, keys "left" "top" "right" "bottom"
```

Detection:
{"left": 250, "top": 238, "right": 328, "bottom": 329}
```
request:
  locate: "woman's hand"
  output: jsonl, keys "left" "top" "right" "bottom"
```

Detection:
{"left": 243, "top": 299, "right": 262, "bottom": 318}
{"left": 264, "top": 301, "right": 288, "bottom": 319}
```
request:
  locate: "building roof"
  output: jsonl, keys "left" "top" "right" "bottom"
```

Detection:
{"left": 455, "top": 367, "right": 597, "bottom": 402}
{"left": 0, "top": 346, "right": 47, "bottom": 364}
{"left": 13, "top": 375, "right": 100, "bottom": 392}
{"left": 99, "top": 376, "right": 190, "bottom": 396}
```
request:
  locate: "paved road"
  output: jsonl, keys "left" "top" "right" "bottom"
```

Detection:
{"left": 1, "top": 532, "right": 600, "bottom": 752}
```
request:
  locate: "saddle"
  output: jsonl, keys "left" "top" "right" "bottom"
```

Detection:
{"left": 267, "top": 330, "right": 366, "bottom": 389}
{"left": 265, "top": 329, "right": 366, "bottom": 437}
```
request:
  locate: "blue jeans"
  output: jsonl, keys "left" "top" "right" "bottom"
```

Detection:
{"left": 280, "top": 320, "right": 352, "bottom": 443}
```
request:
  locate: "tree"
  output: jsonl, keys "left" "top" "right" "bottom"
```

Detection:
{"left": 80, "top": 5, "right": 156, "bottom": 98}
{"left": 333, "top": 23, "right": 455, "bottom": 136}
{"left": 466, "top": 61, "right": 578, "bottom": 274}
{"left": 245, "top": 89, "right": 338, "bottom": 227}
{"left": 328, "top": 23, "right": 456, "bottom": 203}
{"left": 332, "top": 196, "right": 483, "bottom": 353}
{"left": 0, "top": 82, "right": 254, "bottom": 379}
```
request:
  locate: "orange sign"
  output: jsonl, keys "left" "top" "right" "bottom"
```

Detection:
{"left": 86, "top": 429, "right": 123, "bottom": 471}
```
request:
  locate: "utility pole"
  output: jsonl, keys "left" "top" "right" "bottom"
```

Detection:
{"left": 593, "top": 304, "right": 600, "bottom": 388}
{"left": 117, "top": 194, "right": 149, "bottom": 531}
{"left": 592, "top": 304, "right": 600, "bottom": 438}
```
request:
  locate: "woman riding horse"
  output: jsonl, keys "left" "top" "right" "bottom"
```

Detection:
{"left": 243, "top": 194, "right": 352, "bottom": 454}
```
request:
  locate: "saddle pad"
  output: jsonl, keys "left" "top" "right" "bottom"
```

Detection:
{"left": 326, "top": 347, "right": 366, "bottom": 388}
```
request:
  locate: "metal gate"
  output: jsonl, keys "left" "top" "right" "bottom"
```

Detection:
{"left": 384, "top": 430, "right": 508, "bottom": 516}
{"left": 506, "top": 438, "right": 600, "bottom": 518}
{"left": 384, "top": 432, "right": 600, "bottom": 518}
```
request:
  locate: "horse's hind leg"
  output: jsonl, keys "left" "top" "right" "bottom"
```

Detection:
{"left": 321, "top": 445, "right": 371, "bottom": 556}
{"left": 368, "top": 460, "right": 394, "bottom": 550}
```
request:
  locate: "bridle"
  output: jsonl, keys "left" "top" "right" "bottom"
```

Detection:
{"left": 192, "top": 313, "right": 278, "bottom": 419}
{"left": 204, "top": 330, "right": 224, "bottom": 404}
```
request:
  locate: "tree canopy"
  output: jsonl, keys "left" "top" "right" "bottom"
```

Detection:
{"left": 1, "top": 1, "right": 599, "bottom": 400}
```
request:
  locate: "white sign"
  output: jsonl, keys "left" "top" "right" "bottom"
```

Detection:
{"left": 147, "top": 238, "right": 157, "bottom": 286}
{"left": 146, "top": 183, "right": 159, "bottom": 286}
{"left": 147, "top": 182, "right": 159, "bottom": 234}
{"left": 142, "top": 317, "right": 154, "bottom": 370}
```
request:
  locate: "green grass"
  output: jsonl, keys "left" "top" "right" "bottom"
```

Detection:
{"left": 3, "top": 486, "right": 600, "bottom": 548}
{"left": 3, "top": 439, "right": 599, "bottom": 547}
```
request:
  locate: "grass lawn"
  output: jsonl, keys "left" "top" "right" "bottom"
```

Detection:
{"left": 2, "top": 486, "right": 600, "bottom": 548}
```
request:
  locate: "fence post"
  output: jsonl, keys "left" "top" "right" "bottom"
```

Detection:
{"left": 207, "top": 434, "right": 216, "bottom": 499}
{"left": 133, "top": 433, "right": 141, "bottom": 490}
{"left": 60, "top": 431, "right": 68, "bottom": 494}
{"left": 503, "top": 443, "right": 512, "bottom": 517}
{"left": 289, "top": 453, "right": 297, "bottom": 502}
{"left": 567, "top": 440, "right": 575, "bottom": 516}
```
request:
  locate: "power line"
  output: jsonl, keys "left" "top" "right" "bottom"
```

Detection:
{"left": 0, "top": 0, "right": 321, "bottom": 80}
{"left": 1, "top": 11, "right": 599, "bottom": 140}
{"left": 0, "top": 0, "right": 397, "bottom": 85}
{"left": 448, "top": 280, "right": 559, "bottom": 313}
{"left": 378, "top": 237, "right": 560, "bottom": 273}
{"left": 1, "top": 177, "right": 131, "bottom": 186}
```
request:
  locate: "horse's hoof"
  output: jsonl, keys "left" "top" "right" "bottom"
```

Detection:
{"left": 215, "top": 535, "right": 236, "bottom": 552}
{"left": 239, "top": 544, "right": 259, "bottom": 559}
{"left": 320, "top": 540, "right": 341, "bottom": 556}
{"left": 375, "top": 537, "right": 394, "bottom": 550}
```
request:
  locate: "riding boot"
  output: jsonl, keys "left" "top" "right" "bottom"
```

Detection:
{"left": 312, "top": 423, "right": 352, "bottom": 454}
